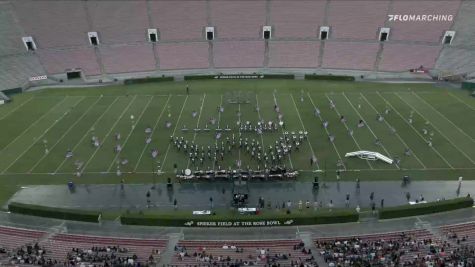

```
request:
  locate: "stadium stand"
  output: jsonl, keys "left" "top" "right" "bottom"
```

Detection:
{"left": 37, "top": 47, "right": 101, "bottom": 76}
{"left": 440, "top": 222, "right": 475, "bottom": 247}
{"left": 322, "top": 42, "right": 379, "bottom": 70}
{"left": 99, "top": 44, "right": 156, "bottom": 74}
{"left": 0, "top": 54, "right": 46, "bottom": 90}
{"left": 171, "top": 239, "right": 317, "bottom": 266}
{"left": 314, "top": 229, "right": 466, "bottom": 266}
{"left": 214, "top": 41, "right": 265, "bottom": 68}
{"left": 41, "top": 233, "right": 166, "bottom": 265}
{"left": 157, "top": 42, "right": 209, "bottom": 70}
{"left": 327, "top": 1, "right": 389, "bottom": 41}
{"left": 12, "top": 1, "right": 90, "bottom": 49}
{"left": 268, "top": 41, "right": 319, "bottom": 68}
{"left": 0, "top": 2, "right": 27, "bottom": 56}
{"left": 387, "top": 1, "right": 461, "bottom": 43}
{"left": 149, "top": 1, "right": 207, "bottom": 41}
{"left": 379, "top": 44, "right": 441, "bottom": 72}
{"left": 86, "top": 0, "right": 149, "bottom": 45}
{"left": 269, "top": 1, "right": 325, "bottom": 39}
{"left": 435, "top": 0, "right": 475, "bottom": 77}
{"left": 210, "top": 1, "right": 266, "bottom": 39}
{"left": 0, "top": 226, "right": 45, "bottom": 250}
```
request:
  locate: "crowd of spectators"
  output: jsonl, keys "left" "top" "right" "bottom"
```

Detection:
{"left": 316, "top": 231, "right": 475, "bottom": 267}
{"left": 66, "top": 245, "right": 145, "bottom": 266}
{"left": 7, "top": 243, "right": 58, "bottom": 266}
{"left": 173, "top": 242, "right": 318, "bottom": 267}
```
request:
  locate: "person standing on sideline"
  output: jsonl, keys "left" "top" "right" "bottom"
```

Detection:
{"left": 380, "top": 199, "right": 384, "bottom": 208}
{"left": 186, "top": 84, "right": 190, "bottom": 95}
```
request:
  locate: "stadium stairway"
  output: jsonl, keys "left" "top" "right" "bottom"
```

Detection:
{"left": 159, "top": 232, "right": 184, "bottom": 265}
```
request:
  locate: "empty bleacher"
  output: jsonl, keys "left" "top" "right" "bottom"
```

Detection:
{"left": 269, "top": 1, "right": 325, "bottom": 39}
{"left": 322, "top": 42, "right": 379, "bottom": 70}
{"left": 0, "top": 226, "right": 45, "bottom": 250}
{"left": 379, "top": 43, "right": 441, "bottom": 72}
{"left": 0, "top": 54, "right": 46, "bottom": 90}
{"left": 149, "top": 1, "right": 207, "bottom": 41}
{"left": 268, "top": 41, "right": 319, "bottom": 68}
{"left": 0, "top": 2, "right": 27, "bottom": 56}
{"left": 327, "top": 0, "right": 389, "bottom": 40}
{"left": 387, "top": 0, "right": 461, "bottom": 43}
{"left": 86, "top": 0, "right": 149, "bottom": 45}
{"left": 157, "top": 42, "right": 209, "bottom": 70}
{"left": 12, "top": 0, "right": 90, "bottom": 49}
{"left": 210, "top": 1, "right": 266, "bottom": 39}
{"left": 214, "top": 41, "right": 265, "bottom": 68}
{"left": 38, "top": 47, "right": 101, "bottom": 76}
{"left": 99, "top": 44, "right": 156, "bottom": 74}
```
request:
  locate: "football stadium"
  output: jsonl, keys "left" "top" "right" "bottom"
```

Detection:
{"left": 0, "top": 0, "right": 475, "bottom": 266}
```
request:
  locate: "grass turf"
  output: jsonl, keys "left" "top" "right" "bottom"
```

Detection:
{"left": 0, "top": 80, "right": 474, "bottom": 209}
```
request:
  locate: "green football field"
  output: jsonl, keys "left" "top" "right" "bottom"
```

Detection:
{"left": 0, "top": 79, "right": 474, "bottom": 207}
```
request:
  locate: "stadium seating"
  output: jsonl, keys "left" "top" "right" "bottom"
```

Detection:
{"left": 322, "top": 42, "right": 379, "bottom": 70}
{"left": 440, "top": 222, "right": 475, "bottom": 247}
{"left": 149, "top": 1, "right": 207, "bottom": 41}
{"left": 314, "top": 229, "right": 452, "bottom": 266}
{"left": 379, "top": 43, "right": 441, "bottom": 72}
{"left": 214, "top": 41, "right": 265, "bottom": 68}
{"left": 0, "top": 54, "right": 46, "bottom": 90}
{"left": 99, "top": 44, "right": 156, "bottom": 74}
{"left": 157, "top": 43, "right": 209, "bottom": 70}
{"left": 38, "top": 47, "right": 101, "bottom": 76}
{"left": 387, "top": 1, "right": 461, "bottom": 43}
{"left": 210, "top": 1, "right": 266, "bottom": 39}
{"left": 269, "top": 1, "right": 325, "bottom": 39}
{"left": 41, "top": 233, "right": 167, "bottom": 263}
{"left": 327, "top": 1, "right": 389, "bottom": 40}
{"left": 86, "top": 0, "right": 149, "bottom": 45}
{"left": 12, "top": 1, "right": 90, "bottom": 49}
{"left": 268, "top": 41, "right": 319, "bottom": 68}
{"left": 0, "top": 2, "right": 27, "bottom": 56}
{"left": 0, "top": 226, "right": 45, "bottom": 250}
{"left": 171, "top": 239, "right": 315, "bottom": 266}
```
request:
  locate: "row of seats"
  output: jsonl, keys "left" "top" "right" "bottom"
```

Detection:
{"left": 34, "top": 41, "right": 441, "bottom": 75}
{"left": 5, "top": 0, "right": 458, "bottom": 52}
{"left": 1, "top": 222, "right": 474, "bottom": 266}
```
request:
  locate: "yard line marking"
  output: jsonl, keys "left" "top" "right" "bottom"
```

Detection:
{"left": 1, "top": 97, "right": 84, "bottom": 174}
{"left": 133, "top": 95, "right": 171, "bottom": 172}
{"left": 212, "top": 95, "right": 224, "bottom": 170}
{"left": 160, "top": 95, "right": 189, "bottom": 172}
{"left": 53, "top": 97, "right": 120, "bottom": 174}
{"left": 325, "top": 93, "right": 373, "bottom": 170}
{"left": 448, "top": 92, "right": 475, "bottom": 111}
{"left": 0, "top": 97, "right": 34, "bottom": 121}
{"left": 290, "top": 94, "right": 321, "bottom": 170}
{"left": 396, "top": 92, "right": 475, "bottom": 165}
{"left": 81, "top": 95, "right": 138, "bottom": 174}
{"left": 272, "top": 92, "right": 294, "bottom": 169}
{"left": 107, "top": 96, "right": 154, "bottom": 172}
{"left": 377, "top": 92, "right": 454, "bottom": 169}
{"left": 187, "top": 93, "right": 206, "bottom": 168}
{"left": 343, "top": 92, "right": 397, "bottom": 170}
{"left": 359, "top": 93, "right": 426, "bottom": 169}
{"left": 29, "top": 96, "right": 103, "bottom": 172}
{"left": 0, "top": 96, "right": 68, "bottom": 154}
{"left": 306, "top": 92, "right": 345, "bottom": 169}
{"left": 413, "top": 92, "right": 475, "bottom": 143}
